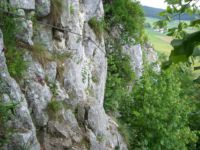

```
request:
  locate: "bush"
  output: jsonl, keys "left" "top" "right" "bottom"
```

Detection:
{"left": 104, "top": 0, "right": 145, "bottom": 43}
{"left": 47, "top": 100, "right": 63, "bottom": 114}
{"left": 88, "top": 17, "right": 105, "bottom": 40}
{"left": 5, "top": 48, "right": 28, "bottom": 79}
{"left": 0, "top": 7, "right": 28, "bottom": 79}
{"left": 119, "top": 65, "right": 197, "bottom": 149}
{"left": 0, "top": 5, "right": 16, "bottom": 47}
{"left": 104, "top": 48, "right": 135, "bottom": 114}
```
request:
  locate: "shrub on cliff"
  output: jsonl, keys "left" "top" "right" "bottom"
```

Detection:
{"left": 104, "top": 0, "right": 145, "bottom": 43}
{"left": 104, "top": 48, "right": 135, "bottom": 114}
{"left": 0, "top": 4, "right": 28, "bottom": 79}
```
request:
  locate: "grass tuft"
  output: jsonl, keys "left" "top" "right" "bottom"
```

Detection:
{"left": 88, "top": 17, "right": 104, "bottom": 40}
{"left": 5, "top": 48, "right": 28, "bottom": 79}
{"left": 47, "top": 100, "right": 63, "bottom": 119}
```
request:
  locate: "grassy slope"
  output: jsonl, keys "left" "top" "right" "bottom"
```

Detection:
{"left": 145, "top": 17, "right": 199, "bottom": 78}
{"left": 145, "top": 17, "right": 173, "bottom": 56}
{"left": 145, "top": 28, "right": 172, "bottom": 56}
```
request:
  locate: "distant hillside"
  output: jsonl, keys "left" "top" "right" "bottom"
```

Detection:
{"left": 142, "top": 6, "right": 196, "bottom": 20}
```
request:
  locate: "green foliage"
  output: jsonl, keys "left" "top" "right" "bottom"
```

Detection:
{"left": 5, "top": 48, "right": 28, "bottom": 79}
{"left": 47, "top": 100, "right": 63, "bottom": 114}
{"left": 104, "top": 0, "right": 145, "bottom": 43}
{"left": 104, "top": 48, "right": 135, "bottom": 113}
{"left": 88, "top": 17, "right": 105, "bottom": 40}
{"left": 69, "top": 4, "right": 74, "bottom": 15}
{"left": 119, "top": 65, "right": 197, "bottom": 149}
{"left": 157, "top": 0, "right": 200, "bottom": 65}
{"left": 170, "top": 31, "right": 200, "bottom": 62}
{"left": 0, "top": 14, "right": 16, "bottom": 47}
{"left": 0, "top": 97, "right": 17, "bottom": 147}
{"left": 0, "top": 8, "right": 28, "bottom": 79}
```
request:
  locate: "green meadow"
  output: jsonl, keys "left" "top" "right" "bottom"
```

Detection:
{"left": 145, "top": 28, "right": 172, "bottom": 56}
{"left": 145, "top": 17, "right": 174, "bottom": 56}
{"left": 145, "top": 17, "right": 199, "bottom": 78}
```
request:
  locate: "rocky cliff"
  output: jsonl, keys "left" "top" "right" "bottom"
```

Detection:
{"left": 0, "top": 0, "right": 158, "bottom": 150}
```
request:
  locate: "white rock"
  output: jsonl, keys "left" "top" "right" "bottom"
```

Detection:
{"left": 35, "top": 0, "right": 51, "bottom": 17}
{"left": 10, "top": 0, "right": 35, "bottom": 10}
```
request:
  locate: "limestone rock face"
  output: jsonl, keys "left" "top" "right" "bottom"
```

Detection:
{"left": 143, "top": 43, "right": 160, "bottom": 72}
{"left": 0, "top": 30, "right": 40, "bottom": 150}
{"left": 35, "top": 0, "right": 51, "bottom": 17}
{"left": 0, "top": 0, "right": 159, "bottom": 149}
{"left": 123, "top": 44, "right": 143, "bottom": 78}
{"left": 10, "top": 0, "right": 35, "bottom": 10}
{"left": 15, "top": 9, "right": 34, "bottom": 45}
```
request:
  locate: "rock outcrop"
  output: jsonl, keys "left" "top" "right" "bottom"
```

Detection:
{"left": 0, "top": 0, "right": 127, "bottom": 149}
{"left": 0, "top": 0, "right": 159, "bottom": 149}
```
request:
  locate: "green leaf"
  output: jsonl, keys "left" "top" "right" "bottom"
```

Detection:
{"left": 190, "top": 19, "right": 200, "bottom": 26}
{"left": 169, "top": 31, "right": 200, "bottom": 63}
{"left": 166, "top": 6, "right": 172, "bottom": 14}
{"left": 132, "top": 110, "right": 140, "bottom": 117}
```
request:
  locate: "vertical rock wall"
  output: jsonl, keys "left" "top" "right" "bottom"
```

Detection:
{"left": 0, "top": 0, "right": 128, "bottom": 149}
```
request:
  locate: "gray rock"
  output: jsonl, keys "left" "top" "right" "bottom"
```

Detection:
{"left": 35, "top": 0, "right": 51, "bottom": 17}
{"left": 0, "top": 0, "right": 131, "bottom": 149}
{"left": 33, "top": 24, "right": 53, "bottom": 52}
{"left": 123, "top": 44, "right": 143, "bottom": 78}
{"left": 10, "top": 0, "right": 35, "bottom": 10}
{"left": 55, "top": 81, "right": 69, "bottom": 101}
{"left": 22, "top": 59, "right": 52, "bottom": 127}
{"left": 45, "top": 61, "right": 57, "bottom": 83}
{"left": 87, "top": 104, "right": 108, "bottom": 134}
{"left": 84, "top": 0, "right": 104, "bottom": 20}
{"left": 26, "top": 82, "right": 52, "bottom": 126}
{"left": 43, "top": 109, "right": 83, "bottom": 149}
{"left": 15, "top": 9, "right": 34, "bottom": 45}
{"left": 143, "top": 44, "right": 160, "bottom": 72}
{"left": 0, "top": 30, "right": 40, "bottom": 149}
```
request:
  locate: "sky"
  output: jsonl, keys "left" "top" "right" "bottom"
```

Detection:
{"left": 139, "top": 0, "right": 167, "bottom": 9}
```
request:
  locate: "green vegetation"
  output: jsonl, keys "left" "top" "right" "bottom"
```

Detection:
{"left": 88, "top": 17, "right": 104, "bottom": 40}
{"left": 104, "top": 48, "right": 135, "bottom": 114}
{"left": 0, "top": 81, "right": 17, "bottom": 147}
{"left": 145, "top": 28, "right": 172, "bottom": 55}
{"left": 48, "top": 100, "right": 63, "bottom": 113}
{"left": 154, "top": 0, "right": 200, "bottom": 65}
{"left": 104, "top": 0, "right": 145, "bottom": 43}
{"left": 103, "top": 1, "right": 199, "bottom": 146}
{"left": 120, "top": 64, "right": 197, "bottom": 149}
{"left": 69, "top": 4, "right": 74, "bottom": 15}
{"left": 0, "top": 5, "right": 28, "bottom": 79}
{"left": 0, "top": 100, "right": 16, "bottom": 147}
{"left": 105, "top": 56, "right": 198, "bottom": 149}
{"left": 5, "top": 48, "right": 28, "bottom": 79}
